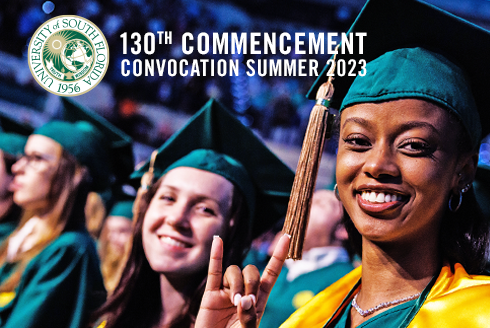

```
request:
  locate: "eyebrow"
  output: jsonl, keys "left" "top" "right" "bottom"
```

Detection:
{"left": 342, "top": 117, "right": 439, "bottom": 135}
{"left": 159, "top": 184, "right": 222, "bottom": 205}
{"left": 396, "top": 121, "right": 440, "bottom": 136}
{"left": 24, "top": 151, "right": 58, "bottom": 161}
{"left": 342, "top": 117, "right": 373, "bottom": 130}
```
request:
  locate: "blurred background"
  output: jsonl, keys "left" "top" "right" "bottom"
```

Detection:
{"left": 1, "top": 0, "right": 490, "bottom": 188}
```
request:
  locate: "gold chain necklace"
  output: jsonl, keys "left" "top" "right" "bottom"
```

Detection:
{"left": 351, "top": 291, "right": 421, "bottom": 317}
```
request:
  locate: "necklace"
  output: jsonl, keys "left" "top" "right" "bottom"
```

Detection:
{"left": 351, "top": 291, "right": 421, "bottom": 317}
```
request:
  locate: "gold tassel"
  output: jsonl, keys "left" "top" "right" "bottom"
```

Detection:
{"left": 132, "top": 150, "right": 158, "bottom": 225}
{"left": 282, "top": 48, "right": 339, "bottom": 259}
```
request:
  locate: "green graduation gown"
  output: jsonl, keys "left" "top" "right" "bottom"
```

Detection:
{"left": 260, "top": 248, "right": 354, "bottom": 328}
{"left": 0, "top": 228, "right": 106, "bottom": 328}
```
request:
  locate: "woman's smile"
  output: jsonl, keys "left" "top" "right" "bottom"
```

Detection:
{"left": 357, "top": 192, "right": 406, "bottom": 214}
{"left": 355, "top": 186, "right": 410, "bottom": 215}
{"left": 157, "top": 234, "right": 193, "bottom": 251}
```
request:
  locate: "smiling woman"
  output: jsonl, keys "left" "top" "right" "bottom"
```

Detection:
{"left": 276, "top": 0, "right": 490, "bottom": 327}
{"left": 91, "top": 99, "right": 294, "bottom": 328}
{"left": 192, "top": 0, "right": 490, "bottom": 327}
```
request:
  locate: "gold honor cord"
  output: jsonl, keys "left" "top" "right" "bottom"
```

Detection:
{"left": 282, "top": 45, "right": 339, "bottom": 260}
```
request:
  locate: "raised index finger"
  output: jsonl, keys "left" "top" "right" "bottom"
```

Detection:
{"left": 260, "top": 234, "right": 290, "bottom": 294}
{"left": 205, "top": 235, "right": 224, "bottom": 291}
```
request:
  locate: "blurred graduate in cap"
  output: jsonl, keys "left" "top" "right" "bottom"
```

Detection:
{"left": 0, "top": 115, "right": 31, "bottom": 242}
{"left": 98, "top": 200, "right": 135, "bottom": 294}
{"left": 0, "top": 117, "right": 111, "bottom": 327}
{"left": 60, "top": 98, "right": 135, "bottom": 240}
{"left": 193, "top": 0, "right": 490, "bottom": 327}
{"left": 91, "top": 99, "right": 294, "bottom": 328}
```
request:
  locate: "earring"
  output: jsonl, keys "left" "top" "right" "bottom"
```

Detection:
{"left": 333, "top": 184, "right": 341, "bottom": 201}
{"left": 462, "top": 183, "right": 471, "bottom": 193}
{"left": 448, "top": 190, "right": 463, "bottom": 212}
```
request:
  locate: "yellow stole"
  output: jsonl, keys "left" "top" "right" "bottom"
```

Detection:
{"left": 280, "top": 263, "right": 490, "bottom": 328}
{"left": 0, "top": 292, "right": 16, "bottom": 307}
{"left": 95, "top": 320, "right": 106, "bottom": 328}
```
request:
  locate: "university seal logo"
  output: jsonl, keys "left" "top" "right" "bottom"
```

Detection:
{"left": 28, "top": 15, "right": 109, "bottom": 96}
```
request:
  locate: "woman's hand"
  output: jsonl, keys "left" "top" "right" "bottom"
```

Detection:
{"left": 195, "top": 234, "right": 291, "bottom": 328}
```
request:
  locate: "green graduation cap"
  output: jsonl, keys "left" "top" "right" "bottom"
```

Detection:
{"left": 60, "top": 97, "right": 134, "bottom": 183}
{"left": 108, "top": 200, "right": 135, "bottom": 221}
{"left": 0, "top": 133, "right": 27, "bottom": 158}
{"left": 131, "top": 99, "right": 295, "bottom": 238}
{"left": 307, "top": 0, "right": 490, "bottom": 149}
{"left": 34, "top": 121, "right": 111, "bottom": 191}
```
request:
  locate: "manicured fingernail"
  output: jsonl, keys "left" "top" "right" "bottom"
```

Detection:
{"left": 249, "top": 294, "right": 256, "bottom": 305}
{"left": 213, "top": 235, "right": 220, "bottom": 239}
{"left": 241, "top": 295, "right": 252, "bottom": 310}
{"left": 233, "top": 293, "right": 242, "bottom": 306}
{"left": 284, "top": 233, "right": 291, "bottom": 238}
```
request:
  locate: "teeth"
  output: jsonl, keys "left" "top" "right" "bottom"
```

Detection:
{"left": 162, "top": 237, "right": 188, "bottom": 248}
{"left": 361, "top": 191, "right": 403, "bottom": 203}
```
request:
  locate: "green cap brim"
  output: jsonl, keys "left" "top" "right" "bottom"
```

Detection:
{"left": 61, "top": 97, "right": 134, "bottom": 182}
{"left": 108, "top": 200, "right": 135, "bottom": 220}
{"left": 306, "top": 0, "right": 490, "bottom": 141}
{"left": 0, "top": 133, "right": 27, "bottom": 157}
{"left": 131, "top": 99, "right": 295, "bottom": 238}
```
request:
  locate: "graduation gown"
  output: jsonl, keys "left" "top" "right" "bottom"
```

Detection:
{"left": 0, "top": 228, "right": 106, "bottom": 328}
{"left": 260, "top": 250, "right": 353, "bottom": 328}
{"left": 280, "top": 263, "right": 490, "bottom": 328}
